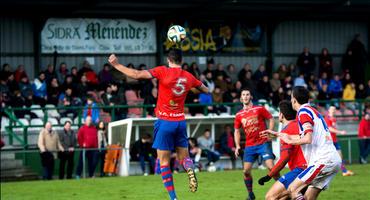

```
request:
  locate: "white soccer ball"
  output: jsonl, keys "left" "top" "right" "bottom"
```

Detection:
{"left": 207, "top": 165, "right": 217, "bottom": 172}
{"left": 167, "top": 25, "right": 186, "bottom": 43}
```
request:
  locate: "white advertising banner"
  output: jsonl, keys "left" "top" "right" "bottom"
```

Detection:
{"left": 41, "top": 18, "right": 157, "bottom": 54}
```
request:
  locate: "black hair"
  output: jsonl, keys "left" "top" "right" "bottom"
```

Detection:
{"left": 167, "top": 48, "right": 182, "bottom": 65}
{"left": 64, "top": 121, "right": 72, "bottom": 126}
{"left": 279, "top": 100, "right": 297, "bottom": 120}
{"left": 142, "top": 134, "right": 152, "bottom": 140}
{"left": 292, "top": 86, "right": 309, "bottom": 105}
{"left": 204, "top": 129, "right": 210, "bottom": 133}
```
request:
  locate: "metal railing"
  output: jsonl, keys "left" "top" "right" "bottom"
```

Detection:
{"left": 2, "top": 99, "right": 368, "bottom": 149}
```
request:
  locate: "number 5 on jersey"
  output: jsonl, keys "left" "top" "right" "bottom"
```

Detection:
{"left": 172, "top": 78, "right": 187, "bottom": 95}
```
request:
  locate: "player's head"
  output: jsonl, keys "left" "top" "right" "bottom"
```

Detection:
{"left": 279, "top": 100, "right": 297, "bottom": 123}
{"left": 328, "top": 106, "right": 336, "bottom": 116}
{"left": 291, "top": 86, "right": 309, "bottom": 110}
{"left": 240, "top": 88, "right": 253, "bottom": 105}
{"left": 167, "top": 48, "right": 182, "bottom": 66}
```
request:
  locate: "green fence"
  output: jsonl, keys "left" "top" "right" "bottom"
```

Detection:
{"left": 2, "top": 99, "right": 369, "bottom": 149}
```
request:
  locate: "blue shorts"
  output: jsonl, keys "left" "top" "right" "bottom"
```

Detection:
{"left": 333, "top": 142, "right": 341, "bottom": 150}
{"left": 243, "top": 142, "right": 274, "bottom": 163}
{"left": 278, "top": 167, "right": 305, "bottom": 189}
{"left": 152, "top": 119, "right": 188, "bottom": 151}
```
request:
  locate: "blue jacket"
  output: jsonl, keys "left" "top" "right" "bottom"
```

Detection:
{"left": 328, "top": 79, "right": 343, "bottom": 94}
{"left": 83, "top": 102, "right": 100, "bottom": 124}
{"left": 32, "top": 79, "right": 47, "bottom": 98}
{"left": 199, "top": 93, "right": 213, "bottom": 104}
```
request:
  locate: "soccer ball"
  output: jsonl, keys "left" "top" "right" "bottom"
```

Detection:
{"left": 207, "top": 165, "right": 217, "bottom": 172}
{"left": 167, "top": 25, "right": 186, "bottom": 43}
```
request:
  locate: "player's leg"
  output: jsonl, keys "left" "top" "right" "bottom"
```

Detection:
{"left": 175, "top": 120, "right": 198, "bottom": 192}
{"left": 265, "top": 181, "right": 288, "bottom": 200}
{"left": 243, "top": 145, "right": 259, "bottom": 199}
{"left": 335, "top": 143, "right": 354, "bottom": 176}
{"left": 243, "top": 162, "right": 255, "bottom": 200}
{"left": 287, "top": 178, "right": 307, "bottom": 200}
{"left": 304, "top": 187, "right": 321, "bottom": 200}
{"left": 261, "top": 142, "right": 278, "bottom": 179}
{"left": 152, "top": 120, "right": 178, "bottom": 200}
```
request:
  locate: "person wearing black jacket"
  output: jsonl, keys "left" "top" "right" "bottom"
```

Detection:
{"left": 58, "top": 121, "right": 76, "bottom": 179}
{"left": 131, "top": 134, "right": 156, "bottom": 175}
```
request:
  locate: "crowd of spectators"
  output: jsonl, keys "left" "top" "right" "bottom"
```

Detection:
{"left": 1, "top": 35, "right": 369, "bottom": 124}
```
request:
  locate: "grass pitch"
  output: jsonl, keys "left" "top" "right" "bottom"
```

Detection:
{"left": 1, "top": 164, "right": 369, "bottom": 200}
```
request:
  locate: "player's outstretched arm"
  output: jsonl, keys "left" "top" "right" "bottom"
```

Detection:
{"left": 328, "top": 127, "right": 346, "bottom": 135}
{"left": 108, "top": 54, "right": 152, "bottom": 80}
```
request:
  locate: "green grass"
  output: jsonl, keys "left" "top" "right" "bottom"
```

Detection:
{"left": 1, "top": 164, "right": 369, "bottom": 200}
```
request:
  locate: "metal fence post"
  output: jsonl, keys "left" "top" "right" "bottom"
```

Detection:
{"left": 348, "top": 138, "right": 352, "bottom": 164}
{"left": 83, "top": 148, "right": 86, "bottom": 178}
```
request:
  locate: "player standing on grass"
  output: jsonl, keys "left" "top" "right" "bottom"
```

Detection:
{"left": 261, "top": 86, "right": 341, "bottom": 200}
{"left": 324, "top": 106, "right": 354, "bottom": 176}
{"left": 234, "top": 89, "right": 275, "bottom": 200}
{"left": 108, "top": 48, "right": 209, "bottom": 200}
{"left": 259, "top": 100, "right": 307, "bottom": 200}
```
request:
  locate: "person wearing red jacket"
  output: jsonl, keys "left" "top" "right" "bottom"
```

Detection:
{"left": 76, "top": 116, "right": 98, "bottom": 178}
{"left": 358, "top": 112, "right": 370, "bottom": 164}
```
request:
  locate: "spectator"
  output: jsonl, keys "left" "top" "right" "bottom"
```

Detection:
{"left": 282, "top": 75, "right": 293, "bottom": 91}
{"left": 98, "top": 63, "right": 113, "bottom": 88}
{"left": 101, "top": 84, "right": 115, "bottom": 113}
{"left": 347, "top": 34, "right": 368, "bottom": 84}
{"left": 47, "top": 78, "right": 60, "bottom": 106}
{"left": 14, "top": 65, "right": 28, "bottom": 83}
{"left": 297, "top": 47, "right": 316, "bottom": 77}
{"left": 70, "top": 66, "right": 79, "bottom": 84}
{"left": 140, "top": 77, "right": 156, "bottom": 99}
{"left": 218, "top": 125, "right": 236, "bottom": 169}
{"left": 58, "top": 121, "right": 76, "bottom": 179}
{"left": 188, "top": 138, "right": 202, "bottom": 171}
{"left": 202, "top": 58, "right": 215, "bottom": 76}
{"left": 343, "top": 82, "right": 356, "bottom": 111}
{"left": 7, "top": 73, "right": 19, "bottom": 93}
{"left": 1, "top": 63, "right": 12, "bottom": 81}
{"left": 19, "top": 75, "right": 33, "bottom": 98}
{"left": 317, "top": 84, "right": 330, "bottom": 107}
{"left": 341, "top": 72, "right": 352, "bottom": 89}
{"left": 0, "top": 76, "right": 10, "bottom": 102}
{"left": 272, "top": 87, "right": 287, "bottom": 108}
{"left": 144, "top": 88, "right": 158, "bottom": 116}
{"left": 56, "top": 62, "right": 69, "bottom": 84}
{"left": 97, "top": 121, "right": 108, "bottom": 177}
{"left": 328, "top": 74, "right": 343, "bottom": 98}
{"left": 356, "top": 84, "right": 367, "bottom": 99}
{"left": 37, "top": 122, "right": 64, "bottom": 180}
{"left": 241, "top": 71, "right": 256, "bottom": 94}
{"left": 341, "top": 48, "right": 355, "bottom": 75}
{"left": 257, "top": 75, "right": 273, "bottom": 100}
{"left": 238, "top": 63, "right": 253, "bottom": 82}
{"left": 269, "top": 72, "right": 281, "bottom": 93}
{"left": 293, "top": 73, "right": 307, "bottom": 88}
{"left": 366, "top": 80, "right": 370, "bottom": 97}
{"left": 44, "top": 64, "right": 57, "bottom": 84}
{"left": 276, "top": 64, "right": 288, "bottom": 81}
{"left": 343, "top": 82, "right": 356, "bottom": 101}
{"left": 358, "top": 112, "right": 370, "bottom": 164}
{"left": 83, "top": 97, "right": 100, "bottom": 124}
{"left": 226, "top": 64, "right": 237, "bottom": 83}
{"left": 317, "top": 72, "right": 329, "bottom": 92}
{"left": 181, "top": 62, "right": 189, "bottom": 71}
{"left": 76, "top": 116, "right": 98, "bottom": 178}
{"left": 61, "top": 75, "right": 76, "bottom": 93}
{"left": 309, "top": 85, "right": 319, "bottom": 101}
{"left": 214, "top": 74, "right": 228, "bottom": 93}
{"left": 203, "top": 71, "right": 215, "bottom": 93}
{"left": 32, "top": 72, "right": 47, "bottom": 107}
{"left": 307, "top": 74, "right": 317, "bottom": 91}
{"left": 76, "top": 75, "right": 90, "bottom": 102}
{"left": 319, "top": 48, "right": 333, "bottom": 78}
{"left": 10, "top": 91, "right": 29, "bottom": 118}
{"left": 213, "top": 63, "right": 228, "bottom": 80}
{"left": 199, "top": 91, "right": 213, "bottom": 114}
{"left": 288, "top": 63, "right": 299, "bottom": 79}
{"left": 131, "top": 134, "right": 155, "bottom": 176}
{"left": 252, "top": 64, "right": 267, "bottom": 81}
{"left": 78, "top": 60, "right": 93, "bottom": 79}
{"left": 58, "top": 88, "right": 77, "bottom": 118}
{"left": 212, "top": 86, "right": 227, "bottom": 114}
{"left": 197, "top": 129, "right": 220, "bottom": 166}
{"left": 188, "top": 62, "right": 201, "bottom": 79}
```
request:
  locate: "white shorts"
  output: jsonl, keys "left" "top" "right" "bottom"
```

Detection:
{"left": 297, "top": 163, "right": 340, "bottom": 190}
